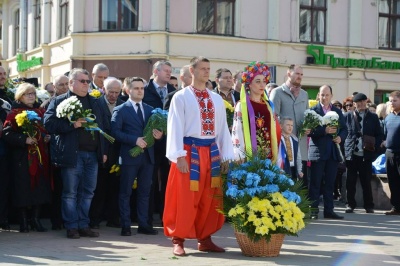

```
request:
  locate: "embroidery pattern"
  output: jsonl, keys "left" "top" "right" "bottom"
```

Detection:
{"left": 191, "top": 87, "right": 215, "bottom": 136}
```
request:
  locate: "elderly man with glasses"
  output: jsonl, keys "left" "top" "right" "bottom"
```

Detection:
{"left": 44, "top": 68, "right": 106, "bottom": 239}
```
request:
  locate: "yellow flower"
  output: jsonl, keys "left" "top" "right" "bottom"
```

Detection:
{"left": 228, "top": 208, "right": 237, "bottom": 217}
{"left": 15, "top": 111, "right": 28, "bottom": 127}
{"left": 132, "top": 178, "right": 138, "bottom": 189}
{"left": 89, "top": 89, "right": 102, "bottom": 98}
{"left": 309, "top": 99, "right": 319, "bottom": 108}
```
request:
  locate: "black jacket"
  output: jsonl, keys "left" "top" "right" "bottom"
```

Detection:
{"left": 142, "top": 79, "right": 175, "bottom": 110}
{"left": 344, "top": 109, "right": 383, "bottom": 161}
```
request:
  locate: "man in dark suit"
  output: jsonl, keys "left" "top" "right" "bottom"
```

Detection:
{"left": 142, "top": 60, "right": 175, "bottom": 226}
{"left": 213, "top": 68, "right": 240, "bottom": 107}
{"left": 111, "top": 77, "right": 163, "bottom": 237}
{"left": 308, "top": 85, "right": 347, "bottom": 220}
{"left": 89, "top": 78, "right": 124, "bottom": 229}
{"left": 90, "top": 63, "right": 109, "bottom": 92}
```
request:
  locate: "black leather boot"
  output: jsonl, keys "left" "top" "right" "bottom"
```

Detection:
{"left": 19, "top": 208, "right": 29, "bottom": 233}
{"left": 30, "top": 205, "right": 47, "bottom": 232}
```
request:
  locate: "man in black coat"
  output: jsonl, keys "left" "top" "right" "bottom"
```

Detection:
{"left": 213, "top": 68, "right": 240, "bottom": 107}
{"left": 89, "top": 78, "right": 124, "bottom": 228}
{"left": 344, "top": 93, "right": 382, "bottom": 214}
{"left": 142, "top": 60, "right": 175, "bottom": 225}
{"left": 308, "top": 85, "right": 348, "bottom": 220}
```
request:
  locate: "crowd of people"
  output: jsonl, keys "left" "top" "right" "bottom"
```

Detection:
{"left": 0, "top": 57, "right": 399, "bottom": 257}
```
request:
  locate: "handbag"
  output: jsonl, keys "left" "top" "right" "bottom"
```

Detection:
{"left": 353, "top": 111, "right": 375, "bottom": 152}
{"left": 363, "top": 135, "right": 376, "bottom": 152}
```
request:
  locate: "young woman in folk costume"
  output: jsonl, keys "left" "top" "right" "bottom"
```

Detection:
{"left": 3, "top": 83, "right": 51, "bottom": 233}
{"left": 232, "top": 61, "right": 281, "bottom": 162}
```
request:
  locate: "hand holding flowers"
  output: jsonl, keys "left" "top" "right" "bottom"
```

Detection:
{"left": 322, "top": 111, "right": 344, "bottom": 161}
{"left": 298, "top": 109, "right": 323, "bottom": 138}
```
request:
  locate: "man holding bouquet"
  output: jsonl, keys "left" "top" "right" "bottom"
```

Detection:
{"left": 308, "top": 85, "right": 347, "bottom": 220}
{"left": 44, "top": 68, "right": 106, "bottom": 239}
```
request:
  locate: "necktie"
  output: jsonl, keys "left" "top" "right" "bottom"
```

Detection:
{"left": 159, "top": 88, "right": 165, "bottom": 104}
{"left": 136, "top": 103, "right": 144, "bottom": 124}
{"left": 284, "top": 136, "right": 293, "bottom": 162}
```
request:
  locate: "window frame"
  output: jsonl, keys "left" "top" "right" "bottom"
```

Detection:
{"left": 34, "top": 0, "right": 41, "bottom": 47}
{"left": 99, "top": 0, "right": 139, "bottom": 31}
{"left": 59, "top": 0, "right": 69, "bottom": 38}
{"left": 196, "top": 0, "right": 236, "bottom": 36}
{"left": 14, "top": 9, "right": 20, "bottom": 56}
{"left": 299, "top": 0, "right": 327, "bottom": 44}
{"left": 378, "top": 0, "right": 400, "bottom": 50}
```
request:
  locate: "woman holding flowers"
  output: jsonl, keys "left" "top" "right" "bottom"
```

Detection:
{"left": 231, "top": 61, "right": 281, "bottom": 162}
{"left": 3, "top": 83, "right": 51, "bottom": 232}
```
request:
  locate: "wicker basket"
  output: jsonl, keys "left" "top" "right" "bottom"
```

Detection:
{"left": 234, "top": 230, "right": 285, "bottom": 257}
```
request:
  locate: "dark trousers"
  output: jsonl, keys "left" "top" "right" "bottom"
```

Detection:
{"left": 301, "top": 160, "right": 309, "bottom": 190}
{"left": 89, "top": 166, "right": 120, "bottom": 225}
{"left": 309, "top": 159, "right": 339, "bottom": 213}
{"left": 345, "top": 156, "right": 374, "bottom": 209}
{"left": 0, "top": 156, "right": 11, "bottom": 223}
{"left": 386, "top": 150, "right": 400, "bottom": 210}
{"left": 119, "top": 158, "right": 154, "bottom": 229}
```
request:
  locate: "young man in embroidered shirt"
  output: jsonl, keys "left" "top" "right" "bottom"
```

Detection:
{"left": 163, "top": 56, "right": 234, "bottom": 256}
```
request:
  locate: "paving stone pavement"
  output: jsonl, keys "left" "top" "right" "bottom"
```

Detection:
{"left": 1, "top": 206, "right": 400, "bottom": 266}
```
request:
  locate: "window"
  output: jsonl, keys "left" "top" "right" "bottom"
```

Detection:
{"left": 379, "top": 0, "right": 400, "bottom": 49}
{"left": 100, "top": 0, "right": 139, "bottom": 31}
{"left": 197, "top": 0, "right": 235, "bottom": 35}
{"left": 14, "top": 9, "right": 20, "bottom": 55}
{"left": 34, "top": 0, "right": 41, "bottom": 47}
{"left": 299, "top": 0, "right": 326, "bottom": 43}
{"left": 59, "top": 0, "right": 69, "bottom": 38}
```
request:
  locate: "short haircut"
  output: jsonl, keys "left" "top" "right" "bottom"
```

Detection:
{"left": 279, "top": 116, "right": 294, "bottom": 125}
{"left": 319, "top": 84, "right": 332, "bottom": 94}
{"left": 190, "top": 56, "right": 210, "bottom": 68}
{"left": 153, "top": 60, "right": 172, "bottom": 72}
{"left": 69, "top": 68, "right": 90, "bottom": 80}
{"left": 15, "top": 83, "right": 36, "bottom": 101}
{"left": 389, "top": 91, "right": 400, "bottom": 99}
{"left": 127, "top": 77, "right": 145, "bottom": 89}
{"left": 180, "top": 65, "right": 190, "bottom": 76}
{"left": 288, "top": 64, "right": 302, "bottom": 72}
{"left": 170, "top": 75, "right": 178, "bottom": 81}
{"left": 266, "top": 83, "right": 278, "bottom": 89}
{"left": 104, "top": 78, "right": 122, "bottom": 91}
{"left": 44, "top": 82, "right": 54, "bottom": 91}
{"left": 92, "top": 63, "right": 109, "bottom": 74}
{"left": 215, "top": 68, "right": 232, "bottom": 79}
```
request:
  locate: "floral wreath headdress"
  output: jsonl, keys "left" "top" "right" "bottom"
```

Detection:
{"left": 241, "top": 61, "right": 271, "bottom": 87}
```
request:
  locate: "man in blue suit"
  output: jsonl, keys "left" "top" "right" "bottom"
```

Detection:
{"left": 308, "top": 85, "right": 347, "bottom": 220}
{"left": 111, "top": 77, "right": 163, "bottom": 236}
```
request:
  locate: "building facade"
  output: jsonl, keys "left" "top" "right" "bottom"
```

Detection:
{"left": 0, "top": 0, "right": 399, "bottom": 103}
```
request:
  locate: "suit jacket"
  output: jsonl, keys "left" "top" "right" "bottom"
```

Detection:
{"left": 308, "top": 104, "right": 347, "bottom": 161}
{"left": 98, "top": 95, "right": 124, "bottom": 166}
{"left": 281, "top": 135, "right": 300, "bottom": 176}
{"left": 142, "top": 79, "right": 175, "bottom": 110}
{"left": 213, "top": 88, "right": 240, "bottom": 107}
{"left": 111, "top": 101, "right": 155, "bottom": 166}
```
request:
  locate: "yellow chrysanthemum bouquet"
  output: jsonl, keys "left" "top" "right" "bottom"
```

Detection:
{"left": 223, "top": 154, "right": 309, "bottom": 242}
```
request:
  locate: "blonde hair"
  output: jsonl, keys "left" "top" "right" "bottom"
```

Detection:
{"left": 376, "top": 103, "right": 387, "bottom": 119}
{"left": 15, "top": 83, "right": 36, "bottom": 101}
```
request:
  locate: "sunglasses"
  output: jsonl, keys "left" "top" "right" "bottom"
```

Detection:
{"left": 345, "top": 104, "right": 353, "bottom": 107}
{"left": 75, "top": 79, "right": 91, "bottom": 84}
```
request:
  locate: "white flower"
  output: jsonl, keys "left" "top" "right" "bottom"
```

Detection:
{"left": 322, "top": 111, "right": 339, "bottom": 125}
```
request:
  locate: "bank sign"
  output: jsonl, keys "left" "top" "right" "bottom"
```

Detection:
{"left": 306, "top": 44, "right": 400, "bottom": 70}
{"left": 17, "top": 53, "right": 43, "bottom": 72}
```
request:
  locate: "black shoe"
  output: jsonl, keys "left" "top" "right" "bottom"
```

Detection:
{"left": 106, "top": 221, "right": 121, "bottom": 228}
{"left": 345, "top": 206, "right": 354, "bottom": 213}
{"left": 385, "top": 208, "right": 400, "bottom": 215}
{"left": 324, "top": 211, "right": 344, "bottom": 219}
{"left": 78, "top": 227, "right": 99, "bottom": 237}
{"left": 366, "top": 209, "right": 374, "bottom": 213}
{"left": 121, "top": 227, "right": 132, "bottom": 236}
{"left": 137, "top": 226, "right": 158, "bottom": 235}
{"left": 67, "top": 228, "right": 80, "bottom": 239}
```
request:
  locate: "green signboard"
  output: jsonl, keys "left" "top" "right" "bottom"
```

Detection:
{"left": 306, "top": 44, "right": 400, "bottom": 70}
{"left": 17, "top": 53, "right": 43, "bottom": 72}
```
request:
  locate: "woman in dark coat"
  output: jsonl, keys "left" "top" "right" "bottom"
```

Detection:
{"left": 3, "top": 83, "right": 51, "bottom": 233}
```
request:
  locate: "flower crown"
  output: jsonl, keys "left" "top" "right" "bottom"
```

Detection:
{"left": 241, "top": 61, "right": 271, "bottom": 86}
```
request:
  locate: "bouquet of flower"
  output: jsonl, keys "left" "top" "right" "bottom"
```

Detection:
{"left": 308, "top": 100, "right": 319, "bottom": 108}
{"left": 298, "top": 109, "right": 323, "bottom": 138}
{"left": 15, "top": 110, "right": 45, "bottom": 164}
{"left": 129, "top": 108, "right": 168, "bottom": 157}
{"left": 89, "top": 89, "right": 102, "bottom": 98}
{"left": 222, "top": 154, "right": 309, "bottom": 242}
{"left": 56, "top": 96, "right": 115, "bottom": 143}
{"left": 223, "top": 100, "right": 234, "bottom": 129}
{"left": 322, "top": 111, "right": 344, "bottom": 162}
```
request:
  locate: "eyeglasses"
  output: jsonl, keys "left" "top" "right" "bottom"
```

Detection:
{"left": 345, "top": 104, "right": 353, "bottom": 107}
{"left": 75, "top": 79, "right": 91, "bottom": 84}
{"left": 333, "top": 104, "right": 342, "bottom": 107}
{"left": 57, "top": 82, "right": 69, "bottom": 86}
{"left": 23, "top": 92, "right": 36, "bottom": 97}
